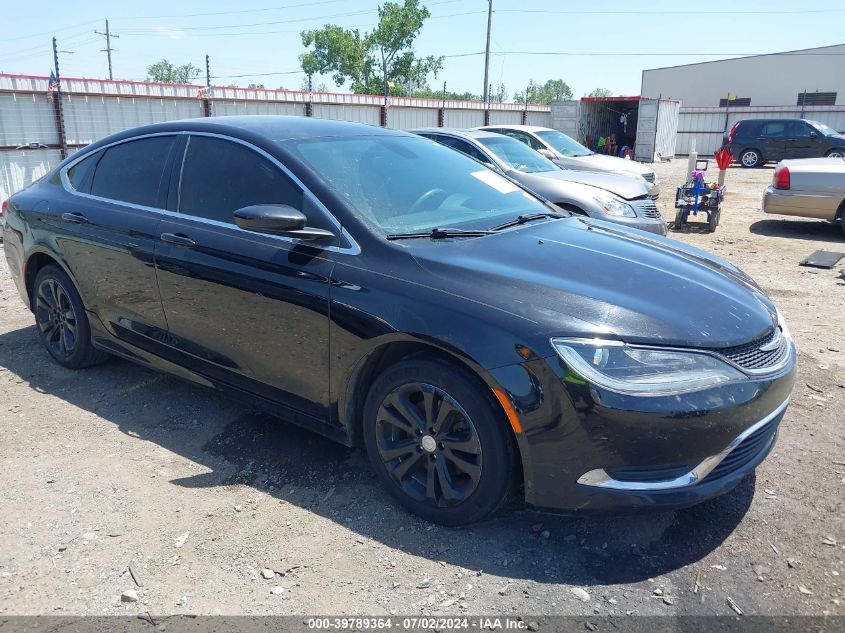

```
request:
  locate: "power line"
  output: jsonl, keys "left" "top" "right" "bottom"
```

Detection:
{"left": 497, "top": 7, "right": 845, "bottom": 14}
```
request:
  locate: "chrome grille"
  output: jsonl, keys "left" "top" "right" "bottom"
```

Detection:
{"left": 631, "top": 198, "right": 663, "bottom": 219}
{"left": 713, "top": 328, "right": 790, "bottom": 371}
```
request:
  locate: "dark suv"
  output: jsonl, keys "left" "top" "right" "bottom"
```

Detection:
{"left": 725, "top": 119, "right": 845, "bottom": 167}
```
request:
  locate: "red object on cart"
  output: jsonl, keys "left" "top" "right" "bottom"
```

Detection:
{"left": 714, "top": 147, "right": 732, "bottom": 170}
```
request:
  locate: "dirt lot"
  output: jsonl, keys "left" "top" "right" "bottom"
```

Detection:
{"left": 0, "top": 159, "right": 843, "bottom": 618}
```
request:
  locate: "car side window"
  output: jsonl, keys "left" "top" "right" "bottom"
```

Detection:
{"left": 761, "top": 122, "right": 786, "bottom": 137}
{"left": 178, "top": 136, "right": 304, "bottom": 225}
{"left": 502, "top": 130, "right": 542, "bottom": 150}
{"left": 437, "top": 137, "right": 490, "bottom": 164}
{"left": 66, "top": 150, "right": 101, "bottom": 193}
{"left": 787, "top": 122, "right": 813, "bottom": 138}
{"left": 90, "top": 136, "right": 175, "bottom": 208}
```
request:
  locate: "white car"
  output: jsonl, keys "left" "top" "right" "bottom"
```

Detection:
{"left": 477, "top": 124, "right": 660, "bottom": 197}
{"left": 763, "top": 157, "right": 845, "bottom": 232}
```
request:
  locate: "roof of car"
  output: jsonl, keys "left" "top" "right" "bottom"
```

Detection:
{"left": 95, "top": 115, "right": 409, "bottom": 146}
{"left": 411, "top": 128, "right": 503, "bottom": 140}
{"left": 476, "top": 124, "right": 554, "bottom": 133}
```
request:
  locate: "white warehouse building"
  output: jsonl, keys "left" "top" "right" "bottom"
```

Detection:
{"left": 641, "top": 43, "right": 845, "bottom": 107}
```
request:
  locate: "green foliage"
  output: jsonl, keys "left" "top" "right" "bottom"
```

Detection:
{"left": 588, "top": 88, "right": 613, "bottom": 97}
{"left": 146, "top": 59, "right": 202, "bottom": 84}
{"left": 247, "top": 83, "right": 266, "bottom": 89}
{"left": 300, "top": 0, "right": 443, "bottom": 97}
{"left": 514, "top": 78, "right": 573, "bottom": 104}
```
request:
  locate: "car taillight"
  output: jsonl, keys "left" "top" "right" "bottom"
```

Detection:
{"left": 773, "top": 165, "right": 790, "bottom": 190}
{"left": 727, "top": 122, "right": 741, "bottom": 144}
{"left": 1, "top": 199, "right": 8, "bottom": 218}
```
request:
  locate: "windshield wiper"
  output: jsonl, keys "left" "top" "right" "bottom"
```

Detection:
{"left": 386, "top": 227, "right": 493, "bottom": 240}
{"left": 489, "top": 212, "right": 561, "bottom": 232}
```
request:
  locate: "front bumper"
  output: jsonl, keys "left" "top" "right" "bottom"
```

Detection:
{"left": 489, "top": 343, "right": 795, "bottom": 514}
{"left": 763, "top": 185, "right": 839, "bottom": 221}
{"left": 601, "top": 214, "right": 667, "bottom": 236}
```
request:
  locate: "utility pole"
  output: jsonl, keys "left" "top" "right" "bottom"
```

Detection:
{"left": 205, "top": 54, "right": 211, "bottom": 89}
{"left": 52, "top": 37, "right": 68, "bottom": 159}
{"left": 94, "top": 20, "right": 119, "bottom": 80}
{"left": 204, "top": 54, "right": 212, "bottom": 117}
{"left": 482, "top": 0, "right": 492, "bottom": 104}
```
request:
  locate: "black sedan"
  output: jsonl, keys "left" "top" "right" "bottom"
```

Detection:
{"left": 3, "top": 117, "right": 795, "bottom": 525}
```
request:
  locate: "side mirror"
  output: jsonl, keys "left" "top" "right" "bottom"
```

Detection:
{"left": 809, "top": 131, "right": 818, "bottom": 139}
{"left": 537, "top": 148, "right": 556, "bottom": 159}
{"left": 233, "top": 205, "right": 335, "bottom": 241}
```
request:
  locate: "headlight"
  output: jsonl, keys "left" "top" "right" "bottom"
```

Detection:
{"left": 592, "top": 194, "right": 636, "bottom": 218}
{"left": 551, "top": 338, "right": 746, "bottom": 396}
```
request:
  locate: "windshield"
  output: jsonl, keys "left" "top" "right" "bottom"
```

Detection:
{"left": 808, "top": 120, "right": 839, "bottom": 136}
{"left": 291, "top": 135, "right": 547, "bottom": 234}
{"left": 478, "top": 136, "right": 558, "bottom": 173}
{"left": 536, "top": 130, "right": 593, "bottom": 157}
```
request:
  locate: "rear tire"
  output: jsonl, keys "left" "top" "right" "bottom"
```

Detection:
{"left": 33, "top": 265, "right": 108, "bottom": 369}
{"left": 826, "top": 149, "right": 844, "bottom": 159}
{"left": 362, "top": 358, "right": 518, "bottom": 526}
{"left": 739, "top": 149, "right": 762, "bottom": 168}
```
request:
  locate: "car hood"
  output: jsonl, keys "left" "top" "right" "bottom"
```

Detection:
{"left": 511, "top": 168, "right": 651, "bottom": 200}
{"left": 572, "top": 153, "right": 654, "bottom": 177}
{"left": 408, "top": 217, "right": 775, "bottom": 350}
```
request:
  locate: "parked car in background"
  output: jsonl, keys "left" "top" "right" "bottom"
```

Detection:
{"left": 763, "top": 157, "right": 845, "bottom": 230}
{"left": 413, "top": 128, "right": 666, "bottom": 235}
{"left": 477, "top": 124, "right": 660, "bottom": 196}
{"left": 726, "top": 119, "right": 845, "bottom": 168}
{"left": 4, "top": 117, "right": 795, "bottom": 525}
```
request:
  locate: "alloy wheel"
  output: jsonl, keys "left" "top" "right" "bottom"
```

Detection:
{"left": 35, "top": 278, "right": 78, "bottom": 359}
{"left": 375, "top": 382, "right": 483, "bottom": 507}
{"left": 827, "top": 150, "right": 844, "bottom": 158}
{"left": 741, "top": 151, "right": 759, "bottom": 167}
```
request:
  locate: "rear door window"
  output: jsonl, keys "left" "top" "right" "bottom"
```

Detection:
{"left": 761, "top": 122, "right": 786, "bottom": 137}
{"left": 90, "top": 136, "right": 175, "bottom": 208}
{"left": 66, "top": 150, "right": 101, "bottom": 193}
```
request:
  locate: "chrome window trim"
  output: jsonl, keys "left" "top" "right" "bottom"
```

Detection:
{"left": 59, "top": 130, "right": 361, "bottom": 255}
{"left": 576, "top": 394, "right": 791, "bottom": 491}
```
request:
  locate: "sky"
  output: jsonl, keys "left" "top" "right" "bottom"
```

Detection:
{"left": 2, "top": 0, "right": 844, "bottom": 101}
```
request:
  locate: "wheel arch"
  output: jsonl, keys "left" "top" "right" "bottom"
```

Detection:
{"left": 23, "top": 249, "right": 71, "bottom": 312}
{"left": 341, "top": 337, "right": 525, "bottom": 467}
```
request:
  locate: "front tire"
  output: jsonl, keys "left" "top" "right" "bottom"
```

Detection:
{"left": 739, "top": 149, "right": 762, "bottom": 168}
{"left": 363, "top": 358, "right": 518, "bottom": 525}
{"left": 826, "top": 149, "right": 844, "bottom": 159}
{"left": 33, "top": 265, "right": 108, "bottom": 369}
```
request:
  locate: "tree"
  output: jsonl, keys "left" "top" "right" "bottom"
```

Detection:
{"left": 588, "top": 88, "right": 613, "bottom": 98}
{"left": 514, "top": 78, "right": 573, "bottom": 104}
{"left": 300, "top": 76, "right": 328, "bottom": 92}
{"left": 300, "top": 0, "right": 443, "bottom": 100}
{"left": 146, "top": 59, "right": 202, "bottom": 84}
{"left": 247, "top": 83, "right": 266, "bottom": 89}
{"left": 489, "top": 83, "right": 507, "bottom": 103}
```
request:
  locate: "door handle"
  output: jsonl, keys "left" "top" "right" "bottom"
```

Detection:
{"left": 61, "top": 212, "right": 89, "bottom": 224}
{"left": 160, "top": 232, "right": 196, "bottom": 247}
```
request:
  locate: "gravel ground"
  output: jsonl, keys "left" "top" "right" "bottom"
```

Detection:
{"left": 0, "top": 159, "right": 843, "bottom": 617}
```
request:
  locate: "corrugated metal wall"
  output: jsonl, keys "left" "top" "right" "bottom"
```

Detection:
{"left": 489, "top": 109, "right": 523, "bottom": 125}
{"left": 0, "top": 93, "right": 58, "bottom": 146}
{"left": 443, "top": 108, "right": 486, "bottom": 128}
{"left": 525, "top": 111, "right": 552, "bottom": 127}
{"left": 311, "top": 103, "right": 381, "bottom": 125}
{"left": 0, "top": 149, "right": 62, "bottom": 202}
{"left": 0, "top": 73, "right": 554, "bottom": 199}
{"left": 387, "top": 107, "right": 439, "bottom": 130}
{"left": 676, "top": 105, "right": 845, "bottom": 155}
{"left": 212, "top": 100, "right": 307, "bottom": 117}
